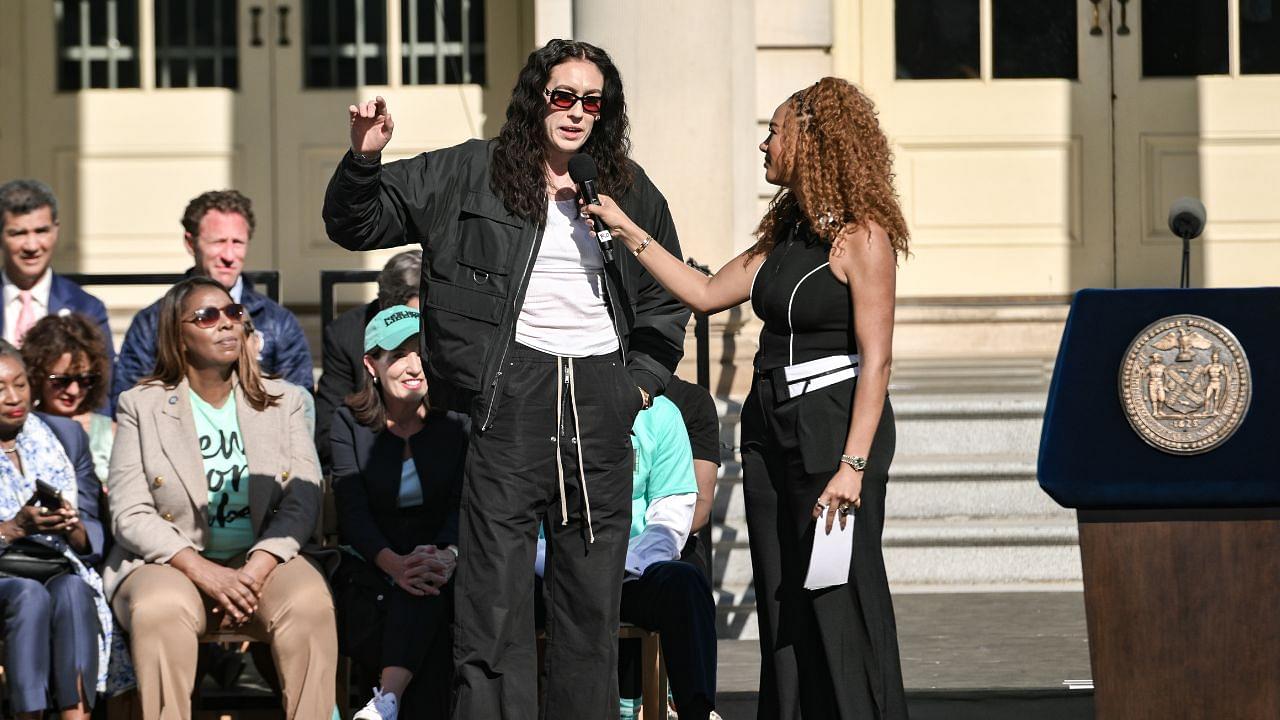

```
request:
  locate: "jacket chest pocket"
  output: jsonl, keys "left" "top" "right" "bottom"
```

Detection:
{"left": 455, "top": 190, "right": 522, "bottom": 299}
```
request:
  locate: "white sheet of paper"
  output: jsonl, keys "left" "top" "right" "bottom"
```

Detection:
{"left": 804, "top": 507, "right": 854, "bottom": 590}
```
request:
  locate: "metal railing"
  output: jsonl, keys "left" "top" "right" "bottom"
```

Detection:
{"left": 61, "top": 270, "right": 281, "bottom": 303}
{"left": 322, "top": 262, "right": 715, "bottom": 391}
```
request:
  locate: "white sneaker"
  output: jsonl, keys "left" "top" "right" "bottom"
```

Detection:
{"left": 353, "top": 687, "right": 399, "bottom": 720}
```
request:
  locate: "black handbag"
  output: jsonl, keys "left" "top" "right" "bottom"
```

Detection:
{"left": 332, "top": 551, "right": 390, "bottom": 672}
{"left": 0, "top": 538, "right": 73, "bottom": 583}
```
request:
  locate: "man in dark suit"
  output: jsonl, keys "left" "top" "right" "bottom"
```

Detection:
{"left": 315, "top": 249, "right": 421, "bottom": 469}
{"left": 0, "top": 180, "right": 114, "bottom": 365}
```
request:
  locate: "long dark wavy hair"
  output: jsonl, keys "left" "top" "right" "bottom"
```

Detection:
{"left": 490, "top": 39, "right": 635, "bottom": 223}
{"left": 141, "top": 277, "right": 281, "bottom": 411}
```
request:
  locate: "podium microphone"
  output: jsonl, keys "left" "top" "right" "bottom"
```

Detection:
{"left": 568, "top": 153, "right": 615, "bottom": 263}
{"left": 1168, "top": 197, "right": 1206, "bottom": 289}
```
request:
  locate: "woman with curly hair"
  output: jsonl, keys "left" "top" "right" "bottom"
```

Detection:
{"left": 323, "top": 39, "right": 688, "bottom": 719}
{"left": 585, "top": 77, "right": 910, "bottom": 719}
{"left": 20, "top": 313, "right": 114, "bottom": 482}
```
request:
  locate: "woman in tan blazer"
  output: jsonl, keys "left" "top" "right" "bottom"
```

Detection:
{"left": 105, "top": 277, "right": 337, "bottom": 720}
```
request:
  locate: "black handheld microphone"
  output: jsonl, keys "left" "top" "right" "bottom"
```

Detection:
{"left": 568, "top": 153, "right": 615, "bottom": 263}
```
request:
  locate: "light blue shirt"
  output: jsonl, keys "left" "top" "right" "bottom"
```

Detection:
{"left": 397, "top": 457, "right": 424, "bottom": 508}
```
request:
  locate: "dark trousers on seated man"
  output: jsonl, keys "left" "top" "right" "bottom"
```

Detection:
{"left": 536, "top": 393, "right": 718, "bottom": 719}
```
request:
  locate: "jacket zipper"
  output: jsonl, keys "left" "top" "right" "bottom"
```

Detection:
{"left": 481, "top": 224, "right": 542, "bottom": 431}
{"left": 601, "top": 267, "right": 628, "bottom": 365}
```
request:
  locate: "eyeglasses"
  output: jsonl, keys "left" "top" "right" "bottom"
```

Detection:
{"left": 544, "top": 88, "right": 604, "bottom": 114}
{"left": 183, "top": 303, "right": 246, "bottom": 329}
{"left": 47, "top": 373, "right": 99, "bottom": 391}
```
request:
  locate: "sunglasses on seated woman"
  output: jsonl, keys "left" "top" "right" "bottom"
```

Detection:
{"left": 544, "top": 88, "right": 604, "bottom": 114}
{"left": 47, "top": 373, "right": 100, "bottom": 391}
{"left": 183, "top": 303, "right": 247, "bottom": 329}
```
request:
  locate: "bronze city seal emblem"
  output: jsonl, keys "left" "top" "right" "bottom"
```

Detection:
{"left": 1119, "top": 315, "right": 1251, "bottom": 454}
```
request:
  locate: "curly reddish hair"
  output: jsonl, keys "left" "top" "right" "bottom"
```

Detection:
{"left": 750, "top": 77, "right": 910, "bottom": 259}
{"left": 20, "top": 312, "right": 111, "bottom": 413}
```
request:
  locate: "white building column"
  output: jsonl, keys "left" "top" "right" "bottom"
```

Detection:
{"left": 571, "top": 1, "right": 758, "bottom": 269}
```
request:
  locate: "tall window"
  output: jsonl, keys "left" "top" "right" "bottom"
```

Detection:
{"left": 304, "top": 0, "right": 389, "bottom": 87}
{"left": 56, "top": 0, "right": 141, "bottom": 90}
{"left": 155, "top": 0, "right": 239, "bottom": 88}
{"left": 401, "top": 0, "right": 486, "bottom": 85}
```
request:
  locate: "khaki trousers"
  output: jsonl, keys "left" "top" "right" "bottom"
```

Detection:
{"left": 112, "top": 556, "right": 338, "bottom": 720}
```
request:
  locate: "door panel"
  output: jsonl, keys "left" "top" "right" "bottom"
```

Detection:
{"left": 20, "top": 0, "right": 275, "bottom": 310}
{"left": 859, "top": 0, "right": 1115, "bottom": 297}
{"left": 1113, "top": 0, "right": 1280, "bottom": 287}
{"left": 269, "top": 0, "right": 529, "bottom": 304}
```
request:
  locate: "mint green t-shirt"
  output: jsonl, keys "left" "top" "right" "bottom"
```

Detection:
{"left": 629, "top": 395, "right": 698, "bottom": 539}
{"left": 191, "top": 391, "right": 254, "bottom": 560}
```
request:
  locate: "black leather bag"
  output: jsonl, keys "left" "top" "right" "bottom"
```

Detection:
{"left": 0, "top": 539, "right": 73, "bottom": 583}
{"left": 331, "top": 551, "right": 389, "bottom": 672}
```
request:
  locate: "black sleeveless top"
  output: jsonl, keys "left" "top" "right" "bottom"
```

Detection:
{"left": 750, "top": 224, "right": 856, "bottom": 371}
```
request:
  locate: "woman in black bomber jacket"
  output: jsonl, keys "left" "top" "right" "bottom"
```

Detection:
{"left": 323, "top": 40, "right": 690, "bottom": 720}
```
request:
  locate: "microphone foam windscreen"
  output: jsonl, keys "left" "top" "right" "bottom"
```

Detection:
{"left": 1168, "top": 196, "right": 1207, "bottom": 239}
{"left": 568, "top": 153, "right": 598, "bottom": 183}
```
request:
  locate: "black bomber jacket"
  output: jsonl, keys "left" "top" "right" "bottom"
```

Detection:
{"left": 322, "top": 139, "right": 690, "bottom": 426}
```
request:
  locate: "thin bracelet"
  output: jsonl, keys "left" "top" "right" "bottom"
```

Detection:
{"left": 633, "top": 234, "right": 653, "bottom": 257}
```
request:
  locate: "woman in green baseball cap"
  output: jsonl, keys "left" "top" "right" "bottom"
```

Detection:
{"left": 330, "top": 305, "right": 469, "bottom": 720}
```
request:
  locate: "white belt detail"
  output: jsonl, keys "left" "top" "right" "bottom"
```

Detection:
{"left": 779, "top": 353, "right": 860, "bottom": 399}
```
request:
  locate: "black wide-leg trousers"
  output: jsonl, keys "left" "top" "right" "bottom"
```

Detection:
{"left": 741, "top": 374, "right": 907, "bottom": 720}
{"left": 453, "top": 343, "right": 641, "bottom": 720}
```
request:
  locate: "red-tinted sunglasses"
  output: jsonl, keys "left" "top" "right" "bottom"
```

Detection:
{"left": 544, "top": 88, "right": 604, "bottom": 114}
{"left": 184, "top": 303, "right": 246, "bottom": 329}
{"left": 47, "top": 373, "right": 99, "bottom": 391}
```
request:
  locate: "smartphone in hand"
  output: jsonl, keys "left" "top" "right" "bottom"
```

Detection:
{"left": 31, "top": 479, "right": 65, "bottom": 510}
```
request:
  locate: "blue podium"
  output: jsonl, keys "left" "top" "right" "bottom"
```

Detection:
{"left": 1039, "top": 288, "right": 1280, "bottom": 718}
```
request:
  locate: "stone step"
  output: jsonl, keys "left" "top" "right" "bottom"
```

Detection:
{"left": 710, "top": 454, "right": 1065, "bottom": 525}
{"left": 711, "top": 391, "right": 1048, "bottom": 460}
{"left": 711, "top": 518, "right": 1080, "bottom": 596}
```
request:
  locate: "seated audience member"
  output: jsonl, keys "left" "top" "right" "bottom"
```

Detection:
{"left": 0, "top": 180, "right": 114, "bottom": 362}
{"left": 105, "top": 277, "right": 337, "bottom": 720}
{"left": 662, "top": 375, "right": 721, "bottom": 577}
{"left": 316, "top": 249, "right": 422, "bottom": 469}
{"left": 536, "top": 394, "right": 718, "bottom": 720}
{"left": 331, "top": 305, "right": 465, "bottom": 720}
{"left": 21, "top": 313, "right": 115, "bottom": 483}
{"left": 112, "top": 190, "right": 313, "bottom": 408}
{"left": 0, "top": 339, "right": 112, "bottom": 720}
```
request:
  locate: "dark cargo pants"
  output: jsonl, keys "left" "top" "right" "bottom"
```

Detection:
{"left": 453, "top": 343, "right": 641, "bottom": 720}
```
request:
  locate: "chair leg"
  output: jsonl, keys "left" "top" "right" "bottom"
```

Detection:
{"left": 336, "top": 656, "right": 352, "bottom": 719}
{"left": 640, "top": 632, "right": 666, "bottom": 720}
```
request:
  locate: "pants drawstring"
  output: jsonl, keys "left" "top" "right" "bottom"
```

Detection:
{"left": 566, "top": 359, "right": 595, "bottom": 544}
{"left": 552, "top": 356, "right": 595, "bottom": 543}
{"left": 555, "top": 356, "right": 570, "bottom": 527}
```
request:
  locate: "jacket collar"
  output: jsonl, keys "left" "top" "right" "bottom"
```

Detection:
{"left": 159, "top": 372, "right": 279, "bottom": 508}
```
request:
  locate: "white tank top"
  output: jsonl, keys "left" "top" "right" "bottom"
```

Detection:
{"left": 514, "top": 199, "right": 620, "bottom": 357}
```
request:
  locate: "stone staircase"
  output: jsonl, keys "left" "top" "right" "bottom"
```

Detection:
{"left": 710, "top": 356, "right": 1079, "bottom": 640}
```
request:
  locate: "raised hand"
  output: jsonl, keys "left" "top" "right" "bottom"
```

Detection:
{"left": 348, "top": 95, "right": 395, "bottom": 156}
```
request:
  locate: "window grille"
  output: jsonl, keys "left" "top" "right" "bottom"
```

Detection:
{"left": 155, "top": 0, "right": 239, "bottom": 88}
{"left": 56, "top": 0, "right": 141, "bottom": 90}
{"left": 304, "top": 0, "right": 388, "bottom": 87}
{"left": 401, "top": 0, "right": 486, "bottom": 85}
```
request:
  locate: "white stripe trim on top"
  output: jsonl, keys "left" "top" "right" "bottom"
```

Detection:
{"left": 787, "top": 262, "right": 830, "bottom": 365}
